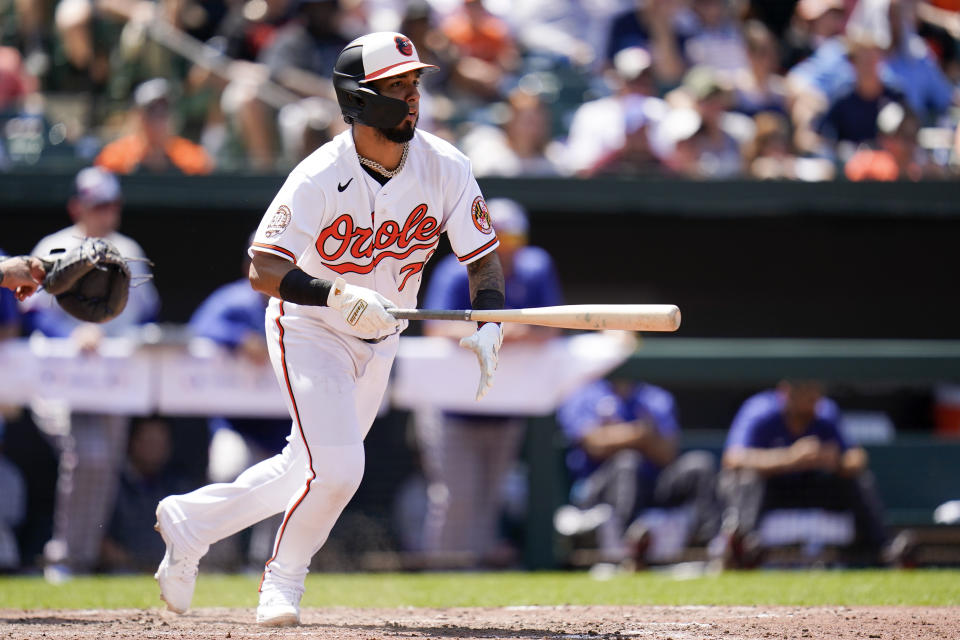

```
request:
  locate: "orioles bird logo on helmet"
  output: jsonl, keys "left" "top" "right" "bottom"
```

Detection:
{"left": 395, "top": 36, "right": 413, "bottom": 56}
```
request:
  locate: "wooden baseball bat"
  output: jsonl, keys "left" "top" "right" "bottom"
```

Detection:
{"left": 388, "top": 304, "right": 681, "bottom": 332}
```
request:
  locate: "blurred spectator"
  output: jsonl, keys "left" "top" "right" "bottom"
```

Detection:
{"left": 22, "top": 166, "right": 159, "bottom": 581}
{"left": 212, "top": 0, "right": 293, "bottom": 63}
{"left": 781, "top": 0, "right": 848, "bottom": 70}
{"left": 0, "top": 46, "right": 37, "bottom": 110}
{"left": 461, "top": 88, "right": 564, "bottom": 176}
{"left": 585, "top": 99, "right": 664, "bottom": 176}
{"left": 441, "top": 0, "right": 519, "bottom": 102}
{"left": 101, "top": 416, "right": 192, "bottom": 573}
{"left": 715, "top": 381, "right": 888, "bottom": 568}
{"left": 188, "top": 243, "right": 288, "bottom": 569}
{"left": 885, "top": 0, "right": 955, "bottom": 124}
{"left": 24, "top": 166, "right": 159, "bottom": 338}
{"left": 51, "top": 0, "right": 110, "bottom": 98}
{"left": 5, "top": 0, "right": 52, "bottom": 78}
{"left": 743, "top": 110, "right": 836, "bottom": 180}
{"left": 785, "top": 2, "right": 857, "bottom": 154}
{"left": 816, "top": 34, "right": 906, "bottom": 157}
{"left": 845, "top": 101, "right": 945, "bottom": 179}
{"left": 505, "top": 0, "right": 601, "bottom": 71}
{"left": 555, "top": 376, "right": 720, "bottom": 565}
{"left": 605, "top": 0, "right": 686, "bottom": 87}
{"left": 659, "top": 65, "right": 744, "bottom": 178}
{"left": 564, "top": 46, "right": 668, "bottom": 175}
{"left": 0, "top": 46, "right": 69, "bottom": 169}
{"left": 399, "top": 0, "right": 459, "bottom": 135}
{"left": 219, "top": 0, "right": 348, "bottom": 170}
{"left": 416, "top": 199, "right": 562, "bottom": 568}
{"left": 257, "top": 0, "right": 349, "bottom": 89}
{"left": 732, "top": 20, "right": 787, "bottom": 116}
{"left": 675, "top": 0, "right": 750, "bottom": 76}
{"left": 0, "top": 418, "right": 26, "bottom": 572}
{"left": 95, "top": 78, "right": 214, "bottom": 174}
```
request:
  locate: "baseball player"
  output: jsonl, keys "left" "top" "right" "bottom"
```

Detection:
{"left": 154, "top": 31, "right": 505, "bottom": 626}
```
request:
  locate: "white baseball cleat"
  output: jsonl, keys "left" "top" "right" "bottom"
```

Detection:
{"left": 153, "top": 503, "right": 200, "bottom": 614}
{"left": 256, "top": 579, "right": 304, "bottom": 627}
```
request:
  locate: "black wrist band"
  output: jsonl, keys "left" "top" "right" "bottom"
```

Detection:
{"left": 472, "top": 288, "right": 505, "bottom": 310}
{"left": 278, "top": 269, "right": 332, "bottom": 306}
{"left": 473, "top": 288, "right": 505, "bottom": 327}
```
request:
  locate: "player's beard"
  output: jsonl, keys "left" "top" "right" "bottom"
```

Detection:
{"left": 377, "top": 114, "right": 417, "bottom": 143}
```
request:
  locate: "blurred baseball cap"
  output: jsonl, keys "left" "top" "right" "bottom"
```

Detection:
{"left": 74, "top": 166, "right": 121, "bottom": 205}
{"left": 796, "top": 0, "right": 844, "bottom": 21}
{"left": 134, "top": 77, "right": 170, "bottom": 109}
{"left": 682, "top": 65, "right": 732, "bottom": 101}
{"left": 489, "top": 198, "right": 528, "bottom": 237}
{"left": 613, "top": 47, "right": 652, "bottom": 81}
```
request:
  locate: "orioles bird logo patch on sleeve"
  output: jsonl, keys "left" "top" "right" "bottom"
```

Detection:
{"left": 471, "top": 197, "right": 493, "bottom": 234}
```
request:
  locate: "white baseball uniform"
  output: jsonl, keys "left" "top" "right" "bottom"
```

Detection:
{"left": 157, "top": 127, "right": 499, "bottom": 587}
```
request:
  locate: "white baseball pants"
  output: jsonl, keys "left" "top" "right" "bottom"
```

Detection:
{"left": 158, "top": 306, "right": 398, "bottom": 587}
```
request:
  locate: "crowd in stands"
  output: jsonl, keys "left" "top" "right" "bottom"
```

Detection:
{"left": 1, "top": 0, "right": 958, "bottom": 179}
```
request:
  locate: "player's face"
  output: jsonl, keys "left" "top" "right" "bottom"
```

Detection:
{"left": 372, "top": 71, "right": 421, "bottom": 143}
{"left": 70, "top": 199, "right": 121, "bottom": 237}
{"left": 781, "top": 381, "right": 823, "bottom": 426}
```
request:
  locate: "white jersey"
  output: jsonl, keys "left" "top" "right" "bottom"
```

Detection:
{"left": 250, "top": 128, "right": 499, "bottom": 339}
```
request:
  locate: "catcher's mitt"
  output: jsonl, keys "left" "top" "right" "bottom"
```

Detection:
{"left": 40, "top": 237, "right": 132, "bottom": 323}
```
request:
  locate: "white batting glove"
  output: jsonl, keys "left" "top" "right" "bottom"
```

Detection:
{"left": 327, "top": 277, "right": 402, "bottom": 336}
{"left": 459, "top": 322, "right": 503, "bottom": 400}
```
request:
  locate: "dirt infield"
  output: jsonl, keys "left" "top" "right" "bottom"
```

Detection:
{"left": 2, "top": 605, "right": 957, "bottom": 639}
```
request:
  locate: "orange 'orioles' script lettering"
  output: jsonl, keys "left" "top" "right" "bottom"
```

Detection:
{"left": 316, "top": 204, "right": 440, "bottom": 290}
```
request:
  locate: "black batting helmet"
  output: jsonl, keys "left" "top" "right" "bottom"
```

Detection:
{"left": 333, "top": 32, "right": 438, "bottom": 129}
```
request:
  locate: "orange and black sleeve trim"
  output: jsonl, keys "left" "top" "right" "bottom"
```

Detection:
{"left": 251, "top": 242, "right": 297, "bottom": 264}
{"left": 457, "top": 237, "right": 499, "bottom": 263}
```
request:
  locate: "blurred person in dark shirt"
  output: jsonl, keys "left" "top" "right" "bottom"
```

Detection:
{"left": 606, "top": 0, "right": 686, "bottom": 87}
{"left": 816, "top": 34, "right": 906, "bottom": 157}
{"left": 220, "top": 0, "right": 348, "bottom": 170}
{"left": 101, "top": 417, "right": 192, "bottom": 573}
{"left": 257, "top": 0, "right": 349, "bottom": 88}
{"left": 715, "top": 380, "right": 887, "bottom": 568}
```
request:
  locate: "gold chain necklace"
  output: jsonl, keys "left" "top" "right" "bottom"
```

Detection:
{"left": 357, "top": 142, "right": 409, "bottom": 178}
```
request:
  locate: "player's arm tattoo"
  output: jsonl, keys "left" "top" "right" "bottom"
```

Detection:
{"left": 466, "top": 252, "right": 505, "bottom": 308}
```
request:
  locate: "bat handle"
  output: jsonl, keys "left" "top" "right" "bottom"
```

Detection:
{"left": 388, "top": 309, "right": 474, "bottom": 322}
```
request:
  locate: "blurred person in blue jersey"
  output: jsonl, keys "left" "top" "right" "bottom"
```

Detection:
{"left": 556, "top": 376, "right": 719, "bottom": 565}
{"left": 715, "top": 380, "right": 888, "bottom": 568}
{"left": 416, "top": 199, "right": 562, "bottom": 568}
